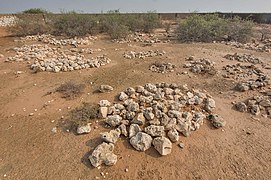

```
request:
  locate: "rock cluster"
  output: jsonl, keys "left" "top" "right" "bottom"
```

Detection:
{"left": 235, "top": 92, "right": 271, "bottom": 117}
{"left": 225, "top": 40, "right": 271, "bottom": 52}
{"left": 222, "top": 64, "right": 264, "bottom": 80}
{"left": 5, "top": 44, "right": 110, "bottom": 72}
{"left": 183, "top": 57, "right": 216, "bottom": 74}
{"left": 224, "top": 53, "right": 262, "bottom": 64}
{"left": 149, "top": 62, "right": 176, "bottom": 73}
{"left": 235, "top": 75, "right": 270, "bottom": 92}
{"left": 19, "top": 34, "right": 97, "bottom": 46}
{"left": 0, "top": 16, "right": 17, "bottom": 27}
{"left": 123, "top": 50, "right": 166, "bottom": 59}
{"left": 88, "top": 83, "right": 224, "bottom": 167}
{"left": 30, "top": 55, "right": 110, "bottom": 72}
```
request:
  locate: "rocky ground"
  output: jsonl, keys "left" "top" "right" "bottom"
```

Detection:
{"left": 0, "top": 25, "right": 271, "bottom": 180}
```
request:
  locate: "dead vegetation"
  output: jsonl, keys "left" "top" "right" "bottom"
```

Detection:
{"left": 70, "top": 103, "right": 99, "bottom": 125}
{"left": 56, "top": 81, "right": 85, "bottom": 99}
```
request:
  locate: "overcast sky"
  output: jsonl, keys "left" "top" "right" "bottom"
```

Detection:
{"left": 0, "top": 0, "right": 271, "bottom": 13}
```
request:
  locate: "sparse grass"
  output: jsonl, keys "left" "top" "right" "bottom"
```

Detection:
{"left": 70, "top": 103, "right": 99, "bottom": 125}
{"left": 176, "top": 14, "right": 253, "bottom": 43}
{"left": 56, "top": 81, "right": 85, "bottom": 100}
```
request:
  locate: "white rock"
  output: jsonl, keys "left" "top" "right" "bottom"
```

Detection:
{"left": 130, "top": 132, "right": 152, "bottom": 151}
{"left": 152, "top": 137, "right": 172, "bottom": 155}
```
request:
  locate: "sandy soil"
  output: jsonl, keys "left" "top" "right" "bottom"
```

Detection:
{"left": 0, "top": 28, "right": 271, "bottom": 180}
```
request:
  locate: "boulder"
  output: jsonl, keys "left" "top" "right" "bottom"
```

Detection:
{"left": 130, "top": 132, "right": 153, "bottom": 151}
{"left": 77, "top": 124, "right": 91, "bottom": 135}
{"left": 235, "top": 102, "right": 247, "bottom": 112}
{"left": 100, "top": 129, "right": 120, "bottom": 143}
{"left": 105, "top": 115, "right": 122, "bottom": 127}
{"left": 129, "top": 124, "right": 142, "bottom": 138}
{"left": 88, "top": 142, "right": 117, "bottom": 167}
{"left": 152, "top": 137, "right": 172, "bottom": 155}
{"left": 119, "top": 92, "right": 129, "bottom": 101}
{"left": 208, "top": 114, "right": 226, "bottom": 128}
{"left": 167, "top": 129, "right": 179, "bottom": 142}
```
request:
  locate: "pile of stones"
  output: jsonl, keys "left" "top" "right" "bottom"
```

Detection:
{"left": 235, "top": 75, "right": 270, "bottom": 92}
{"left": 133, "top": 33, "right": 162, "bottom": 44}
{"left": 123, "top": 50, "right": 166, "bottom": 59}
{"left": 0, "top": 16, "right": 17, "bottom": 27}
{"left": 149, "top": 62, "right": 176, "bottom": 73}
{"left": 222, "top": 64, "right": 264, "bottom": 80}
{"left": 224, "top": 53, "right": 262, "bottom": 64}
{"left": 88, "top": 83, "right": 225, "bottom": 167}
{"left": 183, "top": 57, "right": 216, "bottom": 74}
{"left": 235, "top": 91, "right": 271, "bottom": 117}
{"left": 30, "top": 55, "right": 110, "bottom": 72}
{"left": 225, "top": 41, "right": 271, "bottom": 52}
{"left": 19, "top": 34, "right": 97, "bottom": 46}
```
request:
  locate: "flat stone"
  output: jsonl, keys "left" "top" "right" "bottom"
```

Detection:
{"left": 152, "top": 137, "right": 172, "bottom": 155}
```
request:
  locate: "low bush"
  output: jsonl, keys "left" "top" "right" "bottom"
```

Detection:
{"left": 70, "top": 103, "right": 99, "bottom": 125}
{"left": 52, "top": 13, "right": 99, "bottom": 37}
{"left": 9, "top": 14, "right": 51, "bottom": 36}
{"left": 176, "top": 14, "right": 253, "bottom": 43}
{"left": 56, "top": 81, "right": 85, "bottom": 100}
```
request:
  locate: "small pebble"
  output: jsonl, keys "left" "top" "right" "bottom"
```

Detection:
{"left": 125, "top": 168, "right": 129, "bottom": 172}
{"left": 29, "top": 113, "right": 34, "bottom": 116}
{"left": 34, "top": 109, "right": 38, "bottom": 112}
{"left": 51, "top": 127, "right": 57, "bottom": 133}
{"left": 178, "top": 143, "right": 185, "bottom": 149}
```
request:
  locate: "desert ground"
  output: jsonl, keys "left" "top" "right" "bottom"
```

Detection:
{"left": 0, "top": 19, "right": 271, "bottom": 180}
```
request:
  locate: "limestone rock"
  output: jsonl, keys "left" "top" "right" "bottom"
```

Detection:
{"left": 208, "top": 114, "right": 226, "bottom": 128}
{"left": 235, "top": 102, "right": 247, "bottom": 112}
{"left": 77, "top": 124, "right": 91, "bottom": 135}
{"left": 152, "top": 137, "right": 172, "bottom": 155}
{"left": 144, "top": 125, "right": 165, "bottom": 137}
{"left": 130, "top": 132, "right": 153, "bottom": 151}
{"left": 99, "top": 85, "right": 114, "bottom": 93}
{"left": 99, "top": 107, "right": 108, "bottom": 118}
{"left": 131, "top": 112, "right": 145, "bottom": 125}
{"left": 119, "top": 92, "right": 129, "bottom": 101}
{"left": 100, "top": 129, "right": 120, "bottom": 143}
{"left": 167, "top": 129, "right": 179, "bottom": 142}
{"left": 105, "top": 115, "right": 122, "bottom": 127}
{"left": 89, "top": 142, "right": 117, "bottom": 167}
{"left": 129, "top": 124, "right": 141, "bottom": 138}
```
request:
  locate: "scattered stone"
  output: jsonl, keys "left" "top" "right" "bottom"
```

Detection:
{"left": 178, "top": 142, "right": 185, "bottom": 149}
{"left": 88, "top": 142, "right": 117, "bottom": 167}
{"left": 183, "top": 57, "right": 216, "bottom": 75}
{"left": 224, "top": 53, "right": 262, "bottom": 64}
{"left": 77, "top": 124, "right": 91, "bottom": 134}
{"left": 118, "top": 124, "right": 128, "bottom": 137}
{"left": 99, "top": 85, "right": 114, "bottom": 93}
{"left": 152, "top": 137, "right": 172, "bottom": 155}
{"left": 99, "top": 107, "right": 108, "bottom": 118}
{"left": 51, "top": 127, "right": 57, "bottom": 133}
{"left": 123, "top": 50, "right": 166, "bottom": 59}
{"left": 130, "top": 132, "right": 153, "bottom": 151}
{"left": 149, "top": 62, "right": 176, "bottom": 73}
{"left": 208, "top": 114, "right": 226, "bottom": 128}
{"left": 119, "top": 92, "right": 129, "bottom": 101}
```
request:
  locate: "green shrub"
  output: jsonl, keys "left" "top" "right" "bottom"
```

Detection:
{"left": 22, "top": 8, "right": 48, "bottom": 14}
{"left": 141, "top": 12, "right": 161, "bottom": 33}
{"left": 52, "top": 13, "right": 99, "bottom": 37}
{"left": 176, "top": 14, "right": 253, "bottom": 43}
{"left": 9, "top": 14, "right": 51, "bottom": 36}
